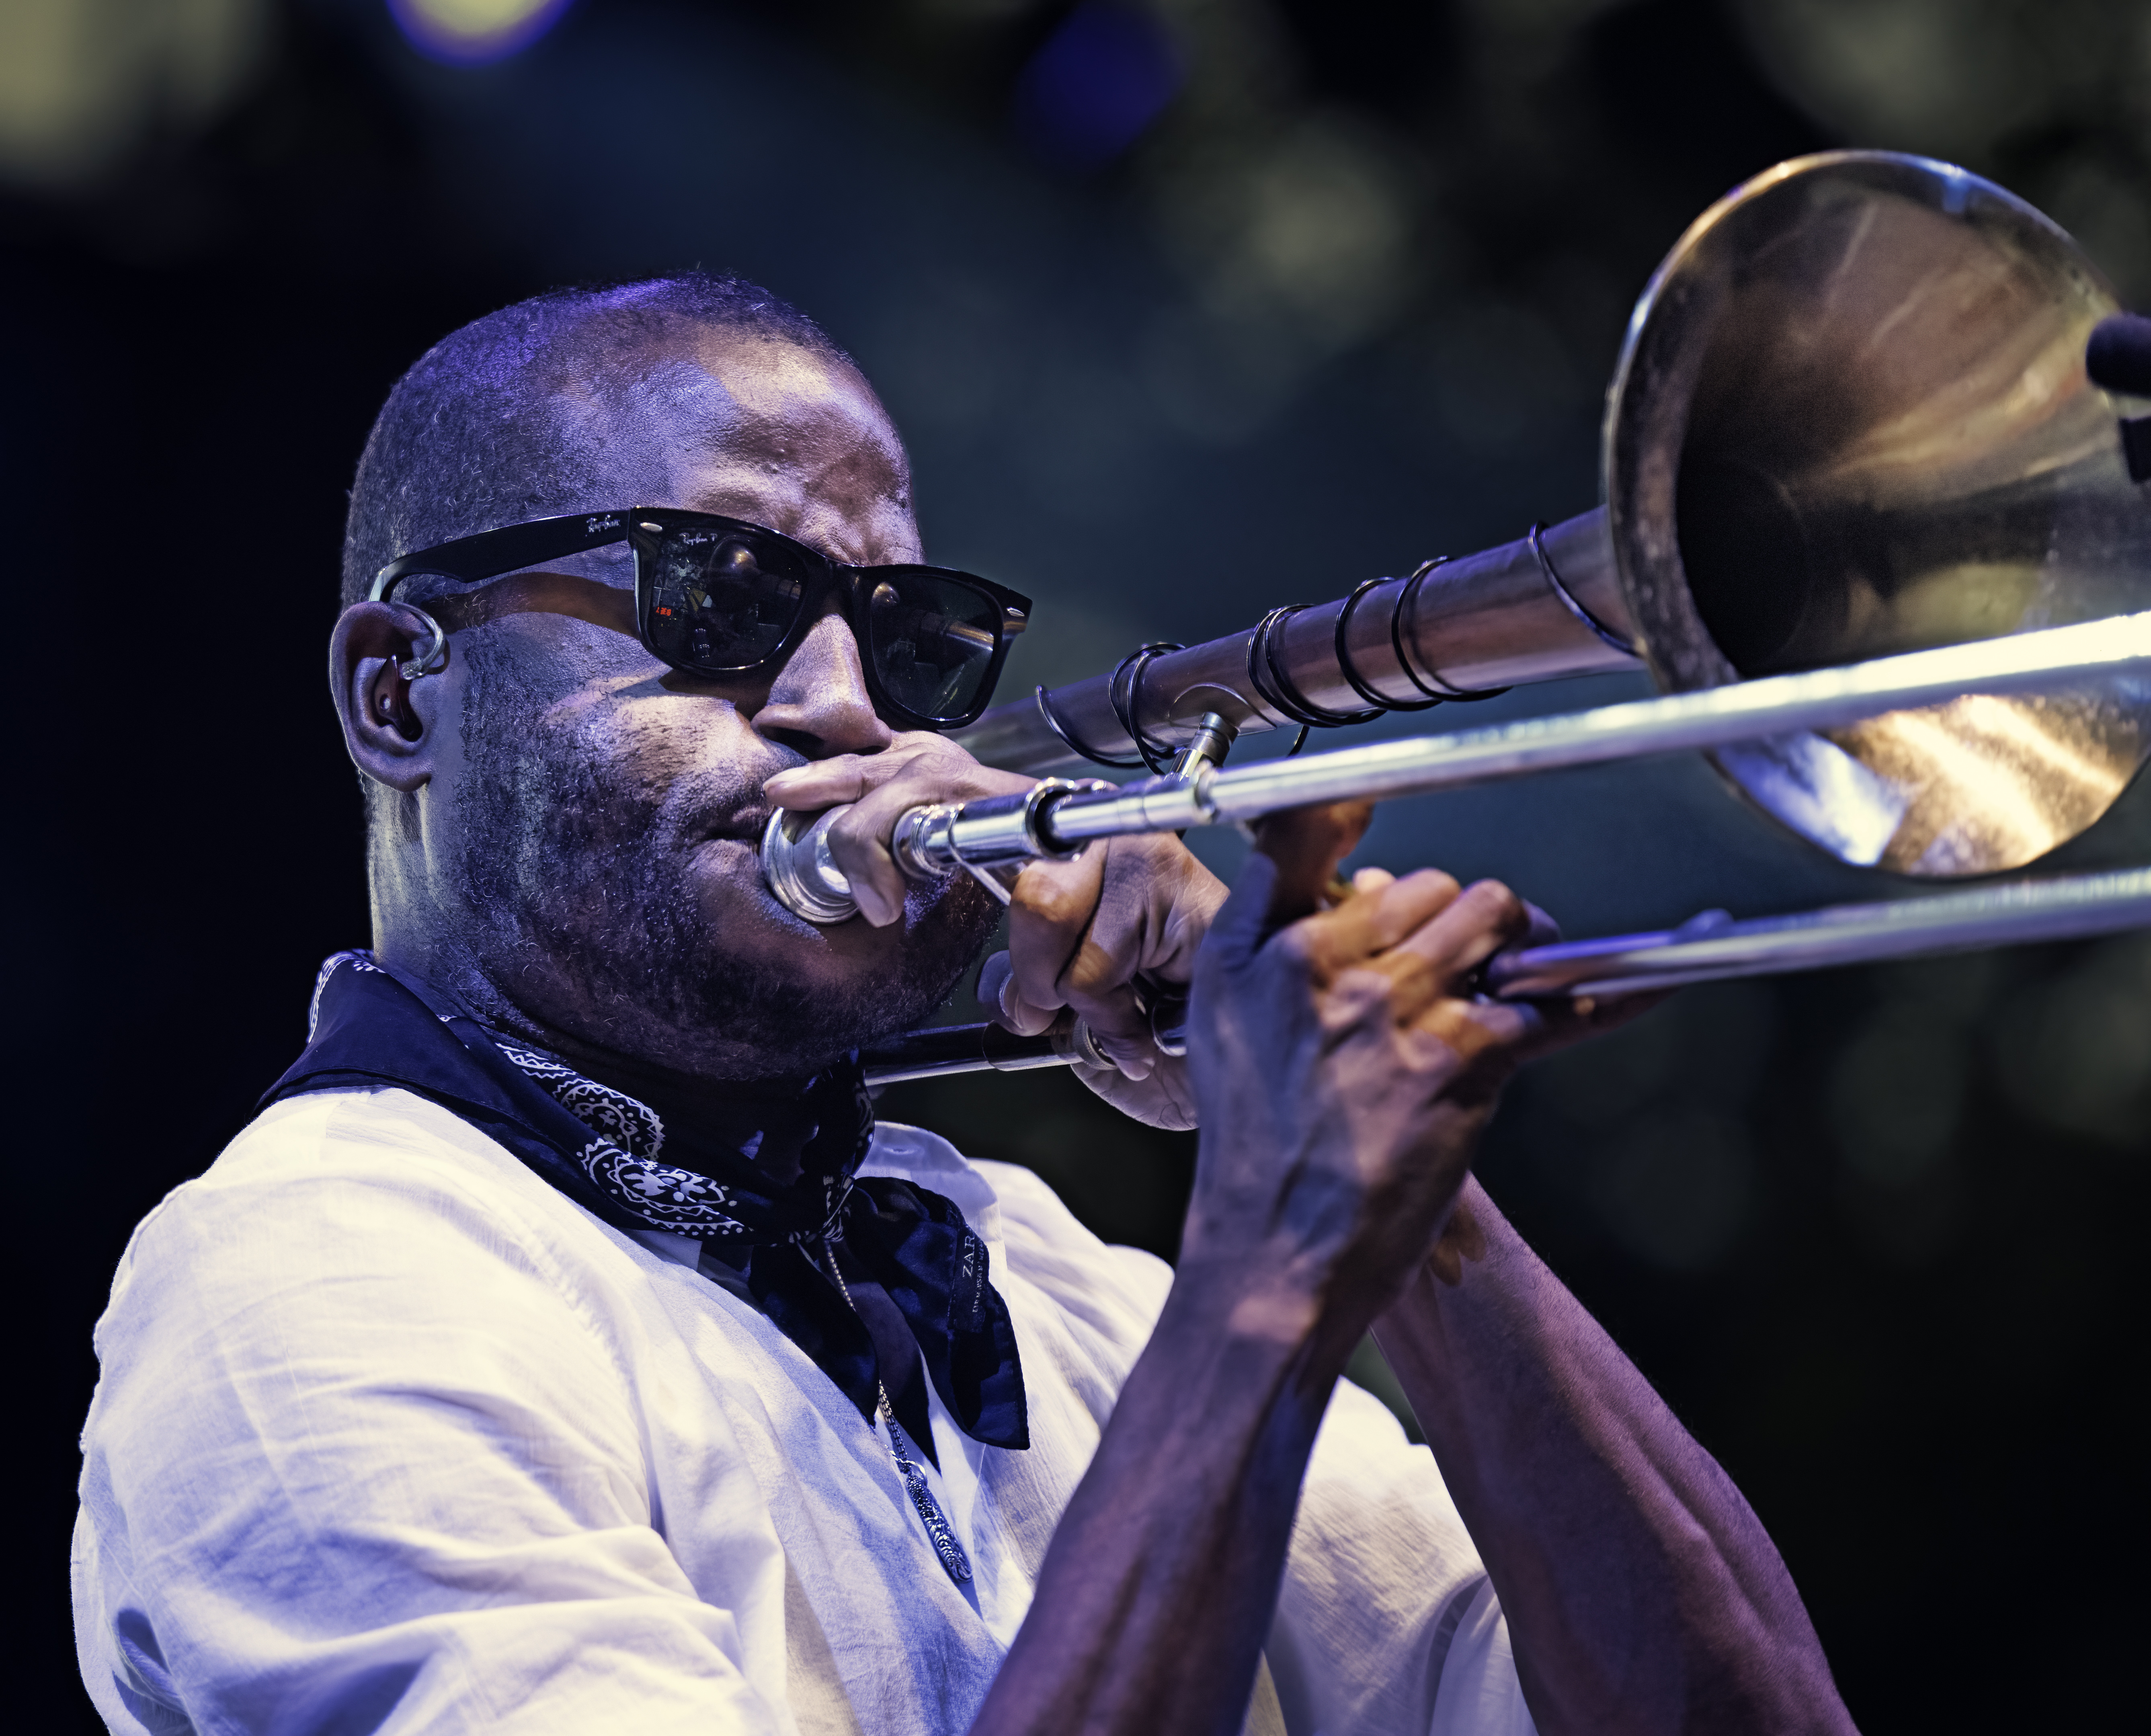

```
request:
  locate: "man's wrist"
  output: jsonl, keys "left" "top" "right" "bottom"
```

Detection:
{"left": 1164, "top": 1242, "right": 1368, "bottom": 1402}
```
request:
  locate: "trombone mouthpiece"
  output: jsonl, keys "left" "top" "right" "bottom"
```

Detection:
{"left": 761, "top": 807, "right": 859, "bottom": 924}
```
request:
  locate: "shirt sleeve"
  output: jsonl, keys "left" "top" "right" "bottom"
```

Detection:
{"left": 74, "top": 1092, "right": 784, "bottom": 1736}
{"left": 1266, "top": 1378, "right": 1537, "bottom": 1736}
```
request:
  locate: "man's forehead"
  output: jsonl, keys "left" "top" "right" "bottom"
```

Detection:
{"left": 672, "top": 326, "right": 859, "bottom": 420}
{"left": 582, "top": 334, "right": 893, "bottom": 472}
{"left": 556, "top": 328, "right": 915, "bottom": 557}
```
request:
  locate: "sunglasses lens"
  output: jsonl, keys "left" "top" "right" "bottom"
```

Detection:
{"left": 865, "top": 571, "right": 1005, "bottom": 723}
{"left": 644, "top": 526, "right": 811, "bottom": 671}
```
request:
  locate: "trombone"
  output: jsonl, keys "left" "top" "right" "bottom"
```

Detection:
{"left": 757, "top": 152, "right": 2151, "bottom": 1083}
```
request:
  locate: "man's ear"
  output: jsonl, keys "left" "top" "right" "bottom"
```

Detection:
{"left": 330, "top": 602, "right": 448, "bottom": 794}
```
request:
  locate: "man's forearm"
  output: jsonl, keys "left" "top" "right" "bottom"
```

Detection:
{"left": 971, "top": 1256, "right": 1345, "bottom": 1736}
{"left": 1373, "top": 1177, "right": 1853, "bottom": 1735}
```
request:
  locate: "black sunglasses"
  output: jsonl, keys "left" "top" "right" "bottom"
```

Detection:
{"left": 372, "top": 507, "right": 1031, "bottom": 732}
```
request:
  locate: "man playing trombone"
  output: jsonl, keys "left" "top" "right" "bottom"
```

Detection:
{"left": 72, "top": 275, "right": 1851, "bottom": 1734}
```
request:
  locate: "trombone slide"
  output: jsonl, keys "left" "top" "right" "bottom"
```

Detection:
{"left": 859, "top": 868, "right": 2151, "bottom": 1085}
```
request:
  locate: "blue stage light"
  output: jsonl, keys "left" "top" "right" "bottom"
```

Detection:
{"left": 1012, "top": 2, "right": 1183, "bottom": 173}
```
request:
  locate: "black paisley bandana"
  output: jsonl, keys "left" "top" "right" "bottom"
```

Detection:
{"left": 266, "top": 952, "right": 1028, "bottom": 1449}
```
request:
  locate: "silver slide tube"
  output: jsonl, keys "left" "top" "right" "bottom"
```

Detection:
{"left": 1484, "top": 867, "right": 2151, "bottom": 998}
{"left": 768, "top": 610, "right": 2151, "bottom": 917}
{"left": 857, "top": 867, "right": 2151, "bottom": 1082}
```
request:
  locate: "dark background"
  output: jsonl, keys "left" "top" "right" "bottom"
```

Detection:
{"left": 10, "top": 0, "right": 2149, "bottom": 1728}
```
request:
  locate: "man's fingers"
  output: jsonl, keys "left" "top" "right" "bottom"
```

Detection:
{"left": 822, "top": 785, "right": 915, "bottom": 926}
{"left": 999, "top": 836, "right": 1220, "bottom": 1083}
{"left": 978, "top": 952, "right": 1045, "bottom": 1036}
{"left": 763, "top": 755, "right": 880, "bottom": 810}
{"left": 1384, "top": 879, "right": 1532, "bottom": 989}
{"left": 982, "top": 946, "right": 1155, "bottom": 1076}
{"left": 1249, "top": 801, "right": 1375, "bottom": 928}
{"left": 1011, "top": 834, "right": 1219, "bottom": 1003}
{"left": 763, "top": 738, "right": 1034, "bottom": 927}
{"left": 766, "top": 749, "right": 919, "bottom": 926}
{"left": 1519, "top": 898, "right": 1563, "bottom": 951}
{"left": 1065, "top": 985, "right": 1159, "bottom": 1079}
{"left": 1007, "top": 849, "right": 1108, "bottom": 1012}
{"left": 977, "top": 951, "right": 1014, "bottom": 1025}
{"left": 816, "top": 752, "right": 1036, "bottom": 927}
{"left": 1412, "top": 994, "right": 1548, "bottom": 1083}
{"left": 1317, "top": 880, "right": 1534, "bottom": 1033}
{"left": 1301, "top": 867, "right": 1466, "bottom": 977}
{"left": 1401, "top": 961, "right": 1663, "bottom": 1084}
{"left": 762, "top": 735, "right": 941, "bottom": 808}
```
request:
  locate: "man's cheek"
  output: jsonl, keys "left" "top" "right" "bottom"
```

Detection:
{"left": 616, "top": 682, "right": 763, "bottom": 773}
{"left": 906, "top": 872, "right": 1005, "bottom": 957}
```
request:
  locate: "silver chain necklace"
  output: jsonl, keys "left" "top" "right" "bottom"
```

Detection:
{"left": 822, "top": 1236, "right": 974, "bottom": 1584}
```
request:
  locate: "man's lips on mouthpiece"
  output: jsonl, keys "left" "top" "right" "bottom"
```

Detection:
{"left": 699, "top": 802, "right": 777, "bottom": 845}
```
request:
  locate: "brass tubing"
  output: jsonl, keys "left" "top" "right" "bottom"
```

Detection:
{"left": 951, "top": 507, "right": 1638, "bottom": 777}
{"left": 1037, "top": 611, "right": 2151, "bottom": 847}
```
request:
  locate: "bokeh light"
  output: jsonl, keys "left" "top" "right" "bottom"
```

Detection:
{"left": 1012, "top": 2, "right": 1183, "bottom": 171}
{"left": 0, "top": 0, "right": 267, "bottom": 189}
{"left": 388, "top": 0, "right": 573, "bottom": 66}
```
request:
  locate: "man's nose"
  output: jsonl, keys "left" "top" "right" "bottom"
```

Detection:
{"left": 749, "top": 608, "right": 895, "bottom": 759}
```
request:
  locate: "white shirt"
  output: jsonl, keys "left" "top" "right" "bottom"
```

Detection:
{"left": 73, "top": 1086, "right": 1534, "bottom": 1735}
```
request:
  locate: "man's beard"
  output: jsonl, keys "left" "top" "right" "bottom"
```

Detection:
{"left": 449, "top": 648, "right": 1002, "bottom": 1081}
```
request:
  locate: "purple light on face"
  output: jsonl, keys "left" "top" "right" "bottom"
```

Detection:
{"left": 387, "top": 0, "right": 575, "bottom": 66}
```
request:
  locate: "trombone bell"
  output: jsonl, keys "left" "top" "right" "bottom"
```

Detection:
{"left": 951, "top": 152, "right": 2151, "bottom": 879}
{"left": 1613, "top": 152, "right": 2151, "bottom": 875}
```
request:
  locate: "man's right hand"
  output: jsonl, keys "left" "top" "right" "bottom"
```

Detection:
{"left": 974, "top": 803, "right": 1600, "bottom": 1736}
{"left": 979, "top": 804, "right": 1844, "bottom": 1736}
{"left": 1179, "top": 803, "right": 1585, "bottom": 1361}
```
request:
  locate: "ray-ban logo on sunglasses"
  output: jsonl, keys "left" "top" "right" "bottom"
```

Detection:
{"left": 586, "top": 514, "right": 621, "bottom": 535}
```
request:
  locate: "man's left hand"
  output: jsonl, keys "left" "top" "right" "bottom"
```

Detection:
{"left": 981, "top": 832, "right": 1225, "bottom": 1130}
{"left": 765, "top": 739, "right": 1226, "bottom": 1129}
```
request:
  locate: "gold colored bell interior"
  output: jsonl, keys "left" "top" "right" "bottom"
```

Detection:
{"left": 1610, "top": 152, "right": 2151, "bottom": 876}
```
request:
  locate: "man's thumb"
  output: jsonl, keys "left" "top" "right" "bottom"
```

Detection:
{"left": 1204, "top": 799, "right": 1374, "bottom": 964}
{"left": 1251, "top": 801, "right": 1374, "bottom": 925}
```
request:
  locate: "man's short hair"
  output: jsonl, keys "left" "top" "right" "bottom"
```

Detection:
{"left": 340, "top": 272, "right": 850, "bottom": 611}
